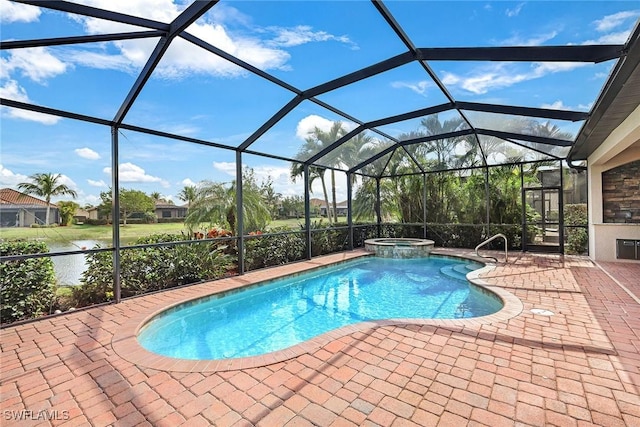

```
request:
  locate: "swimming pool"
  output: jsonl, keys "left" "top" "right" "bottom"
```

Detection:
{"left": 137, "top": 256, "right": 503, "bottom": 360}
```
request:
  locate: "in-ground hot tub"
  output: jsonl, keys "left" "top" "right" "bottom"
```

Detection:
{"left": 364, "top": 238, "right": 435, "bottom": 258}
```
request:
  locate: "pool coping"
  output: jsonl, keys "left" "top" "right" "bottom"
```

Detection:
{"left": 111, "top": 249, "right": 523, "bottom": 372}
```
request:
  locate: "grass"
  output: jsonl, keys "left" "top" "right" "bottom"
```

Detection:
{"left": 0, "top": 218, "right": 308, "bottom": 244}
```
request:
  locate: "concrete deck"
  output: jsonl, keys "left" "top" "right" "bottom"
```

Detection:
{"left": 1, "top": 249, "right": 639, "bottom": 426}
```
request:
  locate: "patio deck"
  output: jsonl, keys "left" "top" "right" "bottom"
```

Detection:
{"left": 1, "top": 250, "right": 639, "bottom": 426}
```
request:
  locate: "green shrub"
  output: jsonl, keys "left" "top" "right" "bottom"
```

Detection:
{"left": 244, "top": 228, "right": 306, "bottom": 271}
{"left": 1, "top": 241, "right": 56, "bottom": 324}
{"left": 75, "top": 233, "right": 233, "bottom": 306}
{"left": 565, "top": 204, "right": 588, "bottom": 255}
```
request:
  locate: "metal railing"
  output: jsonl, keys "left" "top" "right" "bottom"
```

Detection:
{"left": 475, "top": 233, "right": 508, "bottom": 262}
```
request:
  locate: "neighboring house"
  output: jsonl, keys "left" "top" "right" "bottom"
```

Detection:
{"left": 155, "top": 202, "right": 188, "bottom": 219}
{"left": 87, "top": 206, "right": 101, "bottom": 220}
{"left": 0, "top": 188, "right": 59, "bottom": 227}
{"left": 307, "top": 198, "right": 349, "bottom": 217}
{"left": 73, "top": 208, "right": 90, "bottom": 224}
{"left": 319, "top": 200, "right": 348, "bottom": 217}
{"left": 85, "top": 202, "right": 188, "bottom": 221}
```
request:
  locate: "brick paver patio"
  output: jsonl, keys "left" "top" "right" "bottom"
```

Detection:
{"left": 1, "top": 250, "right": 639, "bottom": 426}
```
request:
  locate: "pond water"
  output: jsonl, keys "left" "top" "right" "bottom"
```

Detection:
{"left": 48, "top": 240, "right": 109, "bottom": 286}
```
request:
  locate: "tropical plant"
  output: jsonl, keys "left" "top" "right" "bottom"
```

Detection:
{"left": 17, "top": 172, "right": 78, "bottom": 225}
{"left": 185, "top": 168, "right": 271, "bottom": 233}
{"left": 291, "top": 122, "right": 352, "bottom": 224}
{"left": 57, "top": 200, "right": 79, "bottom": 226}
{"left": 177, "top": 185, "right": 197, "bottom": 205}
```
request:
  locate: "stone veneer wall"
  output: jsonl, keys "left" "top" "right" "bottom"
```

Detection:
{"left": 602, "top": 159, "right": 640, "bottom": 223}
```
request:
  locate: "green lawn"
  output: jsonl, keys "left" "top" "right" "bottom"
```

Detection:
{"left": 0, "top": 218, "right": 308, "bottom": 244}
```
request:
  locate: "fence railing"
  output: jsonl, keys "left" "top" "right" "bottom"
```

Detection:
{"left": 1, "top": 221, "right": 588, "bottom": 325}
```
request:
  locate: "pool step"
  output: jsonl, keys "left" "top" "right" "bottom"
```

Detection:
{"left": 439, "top": 265, "right": 468, "bottom": 281}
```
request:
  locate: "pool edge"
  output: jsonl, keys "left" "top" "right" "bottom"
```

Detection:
{"left": 111, "top": 249, "right": 523, "bottom": 373}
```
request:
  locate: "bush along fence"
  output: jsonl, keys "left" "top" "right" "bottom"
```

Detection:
{"left": 1, "top": 218, "right": 588, "bottom": 325}
{"left": 1, "top": 241, "right": 56, "bottom": 324}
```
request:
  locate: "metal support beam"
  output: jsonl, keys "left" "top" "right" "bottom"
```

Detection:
{"left": 415, "top": 45, "right": 624, "bottom": 63}
{"left": 303, "top": 51, "right": 414, "bottom": 98}
{"left": 559, "top": 161, "right": 565, "bottom": 255}
{"left": 110, "top": 126, "right": 121, "bottom": 303}
{"left": 456, "top": 101, "right": 589, "bottom": 122}
{"left": 304, "top": 164, "right": 312, "bottom": 259}
{"left": 477, "top": 128, "right": 574, "bottom": 147}
{"left": 423, "top": 174, "right": 427, "bottom": 239}
{"left": 238, "top": 96, "right": 303, "bottom": 151}
{"left": 348, "top": 129, "right": 474, "bottom": 175}
{"left": 306, "top": 126, "right": 364, "bottom": 165}
{"left": 1, "top": 98, "right": 113, "bottom": 126}
{"left": 113, "top": 1, "right": 217, "bottom": 124}
{"left": 236, "top": 151, "right": 244, "bottom": 274}
{"left": 484, "top": 167, "right": 490, "bottom": 238}
{"left": 16, "top": 0, "right": 169, "bottom": 30}
{"left": 520, "top": 164, "right": 526, "bottom": 251}
{"left": 347, "top": 172, "right": 353, "bottom": 250}
{"left": 1, "top": 30, "right": 164, "bottom": 50}
{"left": 376, "top": 177, "right": 382, "bottom": 237}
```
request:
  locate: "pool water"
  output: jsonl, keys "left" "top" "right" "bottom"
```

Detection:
{"left": 138, "top": 256, "right": 502, "bottom": 360}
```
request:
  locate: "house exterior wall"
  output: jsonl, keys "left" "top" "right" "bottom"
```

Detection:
{"left": 602, "top": 160, "right": 640, "bottom": 223}
{"left": 588, "top": 104, "right": 640, "bottom": 262}
{"left": 155, "top": 207, "right": 187, "bottom": 218}
{"left": 0, "top": 206, "right": 59, "bottom": 227}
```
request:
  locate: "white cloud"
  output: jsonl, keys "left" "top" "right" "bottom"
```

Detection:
{"left": 0, "top": 80, "right": 61, "bottom": 124}
{"left": 0, "top": 164, "right": 29, "bottom": 187}
{"left": 390, "top": 80, "right": 433, "bottom": 96}
{"left": 540, "top": 100, "right": 567, "bottom": 110}
{"left": 267, "top": 25, "right": 358, "bottom": 50}
{"left": 212, "top": 161, "right": 236, "bottom": 177}
{"left": 505, "top": 3, "right": 525, "bottom": 17}
{"left": 103, "top": 162, "right": 169, "bottom": 187}
{"left": 66, "top": 1, "right": 291, "bottom": 79}
{"left": 582, "top": 30, "right": 635, "bottom": 45}
{"left": 2, "top": 47, "right": 67, "bottom": 83}
{"left": 57, "top": 174, "right": 78, "bottom": 191}
{"left": 593, "top": 10, "right": 640, "bottom": 32}
{"left": 501, "top": 31, "right": 558, "bottom": 46}
{"left": 181, "top": 178, "right": 197, "bottom": 187}
{"left": 441, "top": 61, "right": 587, "bottom": 95}
{"left": 540, "top": 100, "right": 592, "bottom": 112}
{"left": 0, "top": 0, "right": 41, "bottom": 23}
{"left": 58, "top": 48, "right": 141, "bottom": 74}
{"left": 75, "top": 147, "right": 101, "bottom": 160}
{"left": 295, "top": 115, "right": 335, "bottom": 140}
{"left": 577, "top": 102, "right": 594, "bottom": 111}
{"left": 88, "top": 179, "right": 107, "bottom": 187}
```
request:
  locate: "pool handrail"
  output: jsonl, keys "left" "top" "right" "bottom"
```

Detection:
{"left": 475, "top": 233, "right": 508, "bottom": 262}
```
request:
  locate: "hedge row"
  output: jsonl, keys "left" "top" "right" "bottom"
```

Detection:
{"left": 1, "top": 241, "right": 56, "bottom": 324}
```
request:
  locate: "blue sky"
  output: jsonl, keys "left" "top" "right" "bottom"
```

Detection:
{"left": 1, "top": 0, "right": 639, "bottom": 207}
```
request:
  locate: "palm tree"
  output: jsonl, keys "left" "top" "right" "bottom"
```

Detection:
{"left": 17, "top": 173, "right": 77, "bottom": 225}
{"left": 291, "top": 122, "right": 349, "bottom": 224}
{"left": 177, "top": 185, "right": 197, "bottom": 206}
{"left": 185, "top": 169, "right": 271, "bottom": 234}
{"left": 290, "top": 162, "right": 332, "bottom": 224}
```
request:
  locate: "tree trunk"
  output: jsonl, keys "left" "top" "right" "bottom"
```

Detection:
{"left": 45, "top": 202, "right": 50, "bottom": 225}
{"left": 331, "top": 169, "right": 338, "bottom": 223}
{"left": 320, "top": 173, "right": 332, "bottom": 225}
